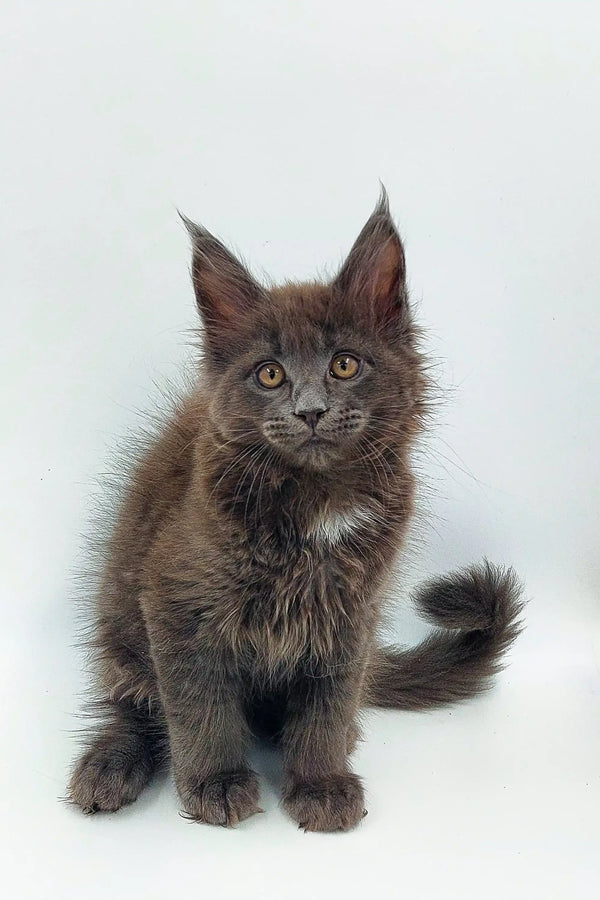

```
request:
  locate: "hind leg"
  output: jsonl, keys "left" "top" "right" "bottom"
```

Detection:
{"left": 68, "top": 700, "right": 167, "bottom": 813}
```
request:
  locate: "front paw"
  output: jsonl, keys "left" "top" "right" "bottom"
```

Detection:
{"left": 180, "top": 770, "right": 262, "bottom": 826}
{"left": 68, "top": 743, "right": 152, "bottom": 814}
{"left": 283, "top": 773, "right": 366, "bottom": 832}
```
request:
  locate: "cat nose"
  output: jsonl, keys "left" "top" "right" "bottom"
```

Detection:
{"left": 294, "top": 405, "right": 329, "bottom": 431}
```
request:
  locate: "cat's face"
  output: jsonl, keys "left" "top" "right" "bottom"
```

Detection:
{"left": 253, "top": 326, "right": 373, "bottom": 471}
{"left": 184, "top": 192, "right": 424, "bottom": 472}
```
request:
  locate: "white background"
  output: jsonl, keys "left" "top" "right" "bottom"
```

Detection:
{"left": 1, "top": 2, "right": 598, "bottom": 898}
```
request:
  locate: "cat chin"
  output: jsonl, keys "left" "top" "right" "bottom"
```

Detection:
{"left": 289, "top": 443, "right": 342, "bottom": 472}
{"left": 264, "top": 437, "right": 340, "bottom": 471}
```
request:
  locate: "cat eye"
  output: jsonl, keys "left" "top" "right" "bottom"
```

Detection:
{"left": 256, "top": 361, "right": 286, "bottom": 389}
{"left": 330, "top": 353, "right": 361, "bottom": 380}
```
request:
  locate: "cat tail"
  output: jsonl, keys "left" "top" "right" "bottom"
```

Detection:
{"left": 365, "top": 561, "right": 524, "bottom": 710}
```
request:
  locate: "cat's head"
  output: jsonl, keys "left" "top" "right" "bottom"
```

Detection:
{"left": 184, "top": 191, "right": 425, "bottom": 472}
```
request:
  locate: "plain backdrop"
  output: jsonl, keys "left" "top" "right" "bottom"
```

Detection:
{"left": 1, "top": 2, "right": 598, "bottom": 898}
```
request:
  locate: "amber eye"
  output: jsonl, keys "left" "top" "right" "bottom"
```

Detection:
{"left": 330, "top": 353, "right": 361, "bottom": 380}
{"left": 256, "top": 361, "right": 286, "bottom": 389}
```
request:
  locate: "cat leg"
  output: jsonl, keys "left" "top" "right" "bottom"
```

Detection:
{"left": 142, "top": 597, "right": 261, "bottom": 827}
{"left": 68, "top": 699, "right": 166, "bottom": 813}
{"left": 346, "top": 719, "right": 362, "bottom": 755}
{"left": 281, "top": 667, "right": 366, "bottom": 832}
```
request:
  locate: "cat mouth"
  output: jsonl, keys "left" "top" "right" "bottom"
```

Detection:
{"left": 296, "top": 434, "right": 339, "bottom": 464}
{"left": 302, "top": 434, "right": 331, "bottom": 448}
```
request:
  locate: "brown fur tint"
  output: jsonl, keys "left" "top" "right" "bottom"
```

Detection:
{"left": 68, "top": 191, "right": 524, "bottom": 831}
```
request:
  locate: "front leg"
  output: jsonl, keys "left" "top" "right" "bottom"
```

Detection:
{"left": 142, "top": 597, "right": 261, "bottom": 826}
{"left": 281, "top": 664, "right": 366, "bottom": 832}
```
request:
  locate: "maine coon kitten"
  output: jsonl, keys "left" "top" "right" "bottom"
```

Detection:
{"left": 68, "top": 192, "right": 523, "bottom": 831}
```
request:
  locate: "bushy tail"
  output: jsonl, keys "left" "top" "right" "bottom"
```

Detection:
{"left": 365, "top": 561, "right": 524, "bottom": 710}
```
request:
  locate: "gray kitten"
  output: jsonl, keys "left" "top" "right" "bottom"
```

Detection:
{"left": 68, "top": 192, "right": 523, "bottom": 831}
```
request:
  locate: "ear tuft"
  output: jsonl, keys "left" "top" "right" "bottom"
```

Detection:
{"left": 374, "top": 182, "right": 391, "bottom": 217}
{"left": 178, "top": 209, "right": 202, "bottom": 240}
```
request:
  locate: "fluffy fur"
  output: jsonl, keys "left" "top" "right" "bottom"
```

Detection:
{"left": 68, "top": 191, "right": 523, "bottom": 831}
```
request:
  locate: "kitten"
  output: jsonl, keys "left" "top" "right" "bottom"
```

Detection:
{"left": 68, "top": 191, "right": 523, "bottom": 831}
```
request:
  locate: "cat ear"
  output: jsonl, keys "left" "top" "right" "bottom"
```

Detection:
{"left": 180, "top": 213, "right": 264, "bottom": 345}
{"left": 334, "top": 188, "right": 407, "bottom": 336}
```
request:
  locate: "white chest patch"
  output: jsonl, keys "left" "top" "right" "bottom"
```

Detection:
{"left": 309, "top": 505, "right": 375, "bottom": 546}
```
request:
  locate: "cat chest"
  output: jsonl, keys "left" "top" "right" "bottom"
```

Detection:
{"left": 223, "top": 507, "right": 375, "bottom": 670}
{"left": 240, "top": 559, "right": 362, "bottom": 671}
{"left": 305, "top": 504, "right": 377, "bottom": 547}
